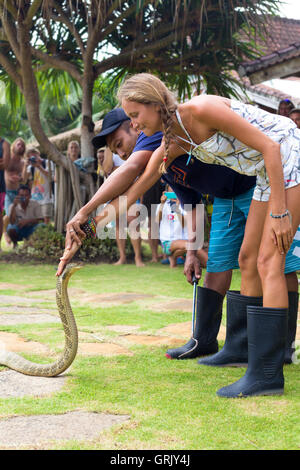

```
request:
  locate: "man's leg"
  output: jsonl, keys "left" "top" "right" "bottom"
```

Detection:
{"left": 0, "top": 192, "right": 5, "bottom": 249}
{"left": 114, "top": 218, "right": 127, "bottom": 265}
{"left": 166, "top": 189, "right": 253, "bottom": 360}
{"left": 148, "top": 216, "right": 160, "bottom": 262}
{"left": 143, "top": 183, "right": 163, "bottom": 263}
{"left": 129, "top": 234, "right": 145, "bottom": 267}
{"left": 3, "top": 191, "right": 18, "bottom": 245}
{"left": 6, "top": 224, "right": 20, "bottom": 248}
{"left": 0, "top": 214, "right": 3, "bottom": 250}
{"left": 127, "top": 214, "right": 144, "bottom": 267}
{"left": 203, "top": 270, "right": 232, "bottom": 296}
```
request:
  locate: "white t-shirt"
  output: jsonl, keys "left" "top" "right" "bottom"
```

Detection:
{"left": 9, "top": 199, "right": 42, "bottom": 223}
{"left": 29, "top": 161, "right": 54, "bottom": 205}
{"left": 156, "top": 200, "right": 188, "bottom": 242}
{"left": 112, "top": 153, "right": 124, "bottom": 168}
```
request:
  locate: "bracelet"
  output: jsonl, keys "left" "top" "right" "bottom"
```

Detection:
{"left": 270, "top": 209, "right": 292, "bottom": 222}
{"left": 80, "top": 217, "right": 97, "bottom": 239}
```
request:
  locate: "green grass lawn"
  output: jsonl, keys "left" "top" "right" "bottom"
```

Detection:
{"left": 0, "top": 261, "right": 299, "bottom": 450}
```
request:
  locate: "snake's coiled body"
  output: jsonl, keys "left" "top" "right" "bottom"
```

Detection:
{"left": 0, "top": 264, "right": 81, "bottom": 377}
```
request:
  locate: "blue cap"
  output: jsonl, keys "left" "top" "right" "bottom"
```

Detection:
{"left": 92, "top": 108, "right": 130, "bottom": 148}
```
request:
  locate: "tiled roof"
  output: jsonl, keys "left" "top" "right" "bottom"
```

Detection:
{"left": 240, "top": 16, "right": 300, "bottom": 76}
{"left": 256, "top": 16, "right": 300, "bottom": 54}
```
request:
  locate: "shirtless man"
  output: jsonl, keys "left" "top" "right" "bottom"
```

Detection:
{"left": 0, "top": 135, "right": 10, "bottom": 249}
{"left": 3, "top": 138, "right": 26, "bottom": 243}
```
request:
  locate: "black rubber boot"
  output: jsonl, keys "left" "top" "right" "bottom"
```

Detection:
{"left": 285, "top": 291, "right": 299, "bottom": 364}
{"left": 217, "top": 305, "right": 288, "bottom": 398}
{"left": 198, "top": 291, "right": 262, "bottom": 367}
{"left": 165, "top": 286, "right": 224, "bottom": 359}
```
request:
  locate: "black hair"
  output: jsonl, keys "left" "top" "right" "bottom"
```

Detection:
{"left": 18, "top": 184, "right": 31, "bottom": 194}
{"left": 279, "top": 99, "right": 295, "bottom": 107}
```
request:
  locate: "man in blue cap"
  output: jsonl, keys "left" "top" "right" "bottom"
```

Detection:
{"left": 92, "top": 108, "right": 163, "bottom": 265}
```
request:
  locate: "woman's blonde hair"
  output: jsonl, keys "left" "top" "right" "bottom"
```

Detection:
{"left": 117, "top": 73, "right": 177, "bottom": 173}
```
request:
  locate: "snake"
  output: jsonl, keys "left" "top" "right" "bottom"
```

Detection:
{"left": 0, "top": 264, "right": 81, "bottom": 377}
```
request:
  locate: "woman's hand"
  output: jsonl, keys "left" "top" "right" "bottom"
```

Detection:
{"left": 56, "top": 241, "right": 81, "bottom": 276}
{"left": 57, "top": 213, "right": 89, "bottom": 276}
{"left": 270, "top": 212, "right": 293, "bottom": 254}
{"left": 184, "top": 251, "right": 202, "bottom": 284}
{"left": 65, "top": 213, "right": 88, "bottom": 249}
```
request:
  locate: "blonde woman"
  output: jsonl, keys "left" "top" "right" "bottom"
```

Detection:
{"left": 118, "top": 73, "right": 300, "bottom": 398}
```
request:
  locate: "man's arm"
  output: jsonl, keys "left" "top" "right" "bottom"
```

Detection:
{"left": 183, "top": 207, "right": 203, "bottom": 284}
{"left": 86, "top": 150, "right": 152, "bottom": 211}
{"left": 21, "top": 158, "right": 33, "bottom": 186}
{"left": 65, "top": 149, "right": 153, "bottom": 246}
{"left": 93, "top": 146, "right": 165, "bottom": 230}
{"left": 8, "top": 197, "right": 20, "bottom": 225}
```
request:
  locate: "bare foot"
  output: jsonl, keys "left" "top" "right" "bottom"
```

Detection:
{"left": 4, "top": 232, "right": 12, "bottom": 246}
{"left": 169, "top": 256, "right": 177, "bottom": 268}
{"left": 114, "top": 258, "right": 127, "bottom": 265}
{"left": 135, "top": 258, "right": 145, "bottom": 267}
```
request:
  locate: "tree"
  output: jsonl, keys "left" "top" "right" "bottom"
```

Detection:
{"left": 0, "top": 0, "right": 281, "bottom": 230}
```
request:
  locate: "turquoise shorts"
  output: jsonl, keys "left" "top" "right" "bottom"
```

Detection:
{"left": 4, "top": 189, "right": 18, "bottom": 215}
{"left": 207, "top": 187, "right": 300, "bottom": 274}
{"left": 162, "top": 240, "right": 172, "bottom": 256}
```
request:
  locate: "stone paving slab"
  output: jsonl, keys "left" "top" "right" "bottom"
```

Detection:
{"left": 0, "top": 283, "right": 27, "bottom": 290}
{"left": 0, "top": 313, "right": 60, "bottom": 325}
{"left": 0, "top": 370, "right": 67, "bottom": 398}
{"left": 0, "top": 410, "right": 130, "bottom": 449}
{"left": 0, "top": 331, "right": 50, "bottom": 355}
{"left": 0, "top": 305, "right": 57, "bottom": 313}
{"left": 0, "top": 294, "right": 45, "bottom": 305}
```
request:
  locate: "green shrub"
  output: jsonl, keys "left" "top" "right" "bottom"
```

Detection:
{"left": 16, "top": 224, "right": 134, "bottom": 263}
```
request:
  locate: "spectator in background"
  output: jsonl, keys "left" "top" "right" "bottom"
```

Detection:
{"left": 7, "top": 184, "right": 43, "bottom": 248}
{"left": 289, "top": 108, "right": 300, "bottom": 129}
{"left": 277, "top": 98, "right": 295, "bottom": 117}
{"left": 3, "top": 137, "right": 26, "bottom": 244}
{"left": 67, "top": 140, "right": 80, "bottom": 162}
{"left": 156, "top": 186, "right": 207, "bottom": 268}
{"left": 23, "top": 147, "right": 54, "bottom": 224}
{"left": 96, "top": 147, "right": 105, "bottom": 187}
{"left": 66, "top": 139, "right": 88, "bottom": 207}
{"left": 0, "top": 135, "right": 10, "bottom": 250}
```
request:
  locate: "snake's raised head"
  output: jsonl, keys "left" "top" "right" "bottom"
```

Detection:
{"left": 60, "top": 263, "right": 83, "bottom": 283}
